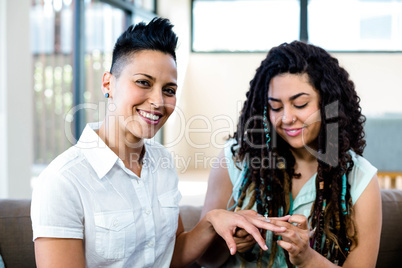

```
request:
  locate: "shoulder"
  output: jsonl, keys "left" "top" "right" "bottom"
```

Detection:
{"left": 39, "top": 147, "right": 83, "bottom": 180}
{"left": 224, "top": 138, "right": 238, "bottom": 158}
{"left": 223, "top": 139, "right": 246, "bottom": 190}
{"left": 348, "top": 150, "right": 378, "bottom": 204}
{"left": 34, "top": 146, "right": 90, "bottom": 197}
{"left": 349, "top": 150, "right": 377, "bottom": 174}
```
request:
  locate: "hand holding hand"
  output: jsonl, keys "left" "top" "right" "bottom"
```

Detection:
{"left": 206, "top": 209, "right": 288, "bottom": 255}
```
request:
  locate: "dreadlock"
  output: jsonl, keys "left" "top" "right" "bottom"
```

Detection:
{"left": 231, "top": 41, "right": 365, "bottom": 267}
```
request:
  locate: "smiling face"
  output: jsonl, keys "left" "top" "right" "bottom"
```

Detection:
{"left": 104, "top": 50, "right": 177, "bottom": 143}
{"left": 268, "top": 73, "right": 321, "bottom": 151}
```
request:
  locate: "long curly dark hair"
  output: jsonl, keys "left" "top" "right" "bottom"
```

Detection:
{"left": 231, "top": 41, "right": 366, "bottom": 266}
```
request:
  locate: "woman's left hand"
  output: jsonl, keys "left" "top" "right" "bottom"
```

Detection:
{"left": 274, "top": 214, "right": 314, "bottom": 267}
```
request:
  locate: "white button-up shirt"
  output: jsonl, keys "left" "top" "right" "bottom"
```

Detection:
{"left": 31, "top": 122, "right": 181, "bottom": 268}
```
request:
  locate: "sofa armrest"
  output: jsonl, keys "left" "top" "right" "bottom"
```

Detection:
{"left": 0, "top": 199, "right": 35, "bottom": 268}
{"left": 376, "top": 189, "right": 402, "bottom": 268}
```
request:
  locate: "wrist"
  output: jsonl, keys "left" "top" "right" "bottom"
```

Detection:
{"left": 204, "top": 209, "right": 219, "bottom": 232}
{"left": 296, "top": 248, "right": 318, "bottom": 268}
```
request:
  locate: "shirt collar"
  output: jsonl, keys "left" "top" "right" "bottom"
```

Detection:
{"left": 76, "top": 122, "right": 119, "bottom": 180}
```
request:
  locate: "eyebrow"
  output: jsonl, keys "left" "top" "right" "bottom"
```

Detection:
{"left": 268, "top": 92, "right": 310, "bottom": 102}
{"left": 134, "top": 73, "right": 178, "bottom": 87}
{"left": 134, "top": 73, "right": 154, "bottom": 80}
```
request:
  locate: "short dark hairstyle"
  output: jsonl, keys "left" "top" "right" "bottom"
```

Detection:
{"left": 109, "top": 17, "right": 178, "bottom": 77}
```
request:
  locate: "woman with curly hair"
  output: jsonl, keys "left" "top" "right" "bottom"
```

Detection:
{"left": 198, "top": 41, "right": 381, "bottom": 267}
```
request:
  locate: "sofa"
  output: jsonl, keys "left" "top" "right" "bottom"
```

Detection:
{"left": 1, "top": 189, "right": 401, "bottom": 268}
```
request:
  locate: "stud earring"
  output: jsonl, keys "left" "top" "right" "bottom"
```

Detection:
{"left": 105, "top": 93, "right": 109, "bottom": 98}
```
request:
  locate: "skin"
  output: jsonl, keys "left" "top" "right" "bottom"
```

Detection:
{"left": 199, "top": 73, "right": 382, "bottom": 267}
{"left": 35, "top": 50, "right": 289, "bottom": 268}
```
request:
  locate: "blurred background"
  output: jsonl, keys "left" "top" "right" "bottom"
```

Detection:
{"left": 1, "top": 0, "right": 401, "bottom": 205}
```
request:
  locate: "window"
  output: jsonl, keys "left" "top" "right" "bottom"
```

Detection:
{"left": 31, "top": 0, "right": 157, "bottom": 166}
{"left": 31, "top": 0, "right": 75, "bottom": 165}
{"left": 192, "top": 0, "right": 300, "bottom": 52}
{"left": 192, "top": 0, "right": 402, "bottom": 52}
{"left": 308, "top": 0, "right": 402, "bottom": 51}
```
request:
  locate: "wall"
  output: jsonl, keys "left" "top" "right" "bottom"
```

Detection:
{"left": 165, "top": 50, "right": 402, "bottom": 173}
{"left": 0, "top": 0, "right": 33, "bottom": 198}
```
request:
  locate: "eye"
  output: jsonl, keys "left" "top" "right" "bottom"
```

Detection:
{"left": 294, "top": 103, "right": 308, "bottom": 109}
{"left": 136, "top": 80, "right": 150, "bottom": 87}
{"left": 268, "top": 104, "right": 282, "bottom": 112}
{"left": 163, "top": 88, "right": 176, "bottom": 96}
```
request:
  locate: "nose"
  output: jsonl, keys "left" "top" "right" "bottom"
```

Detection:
{"left": 281, "top": 108, "right": 296, "bottom": 124}
{"left": 149, "top": 88, "right": 163, "bottom": 108}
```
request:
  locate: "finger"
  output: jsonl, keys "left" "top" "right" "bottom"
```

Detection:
{"left": 248, "top": 218, "right": 288, "bottom": 233}
{"left": 236, "top": 222, "right": 268, "bottom": 251}
{"left": 276, "top": 226, "right": 308, "bottom": 246}
{"left": 254, "top": 214, "right": 291, "bottom": 222}
{"left": 268, "top": 215, "right": 292, "bottom": 221}
{"left": 219, "top": 231, "right": 238, "bottom": 255}
{"left": 234, "top": 234, "right": 254, "bottom": 242}
{"left": 288, "top": 214, "right": 309, "bottom": 230}
{"left": 235, "top": 228, "right": 250, "bottom": 238}
{"left": 276, "top": 240, "right": 296, "bottom": 254}
{"left": 237, "top": 242, "right": 256, "bottom": 253}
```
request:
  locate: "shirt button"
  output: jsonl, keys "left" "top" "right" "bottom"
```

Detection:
{"left": 148, "top": 241, "right": 154, "bottom": 248}
{"left": 112, "top": 219, "right": 119, "bottom": 227}
{"left": 145, "top": 209, "right": 151, "bottom": 215}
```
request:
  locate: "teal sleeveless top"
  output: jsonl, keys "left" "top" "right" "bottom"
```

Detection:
{"left": 222, "top": 139, "right": 377, "bottom": 267}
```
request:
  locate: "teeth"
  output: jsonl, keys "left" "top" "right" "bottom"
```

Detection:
{"left": 139, "top": 111, "right": 160, "bottom": 121}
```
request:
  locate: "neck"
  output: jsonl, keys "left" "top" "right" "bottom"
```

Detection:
{"left": 98, "top": 118, "right": 145, "bottom": 172}
{"left": 290, "top": 146, "right": 317, "bottom": 164}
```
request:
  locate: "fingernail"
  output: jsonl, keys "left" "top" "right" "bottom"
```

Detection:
{"left": 265, "top": 219, "right": 271, "bottom": 223}
{"left": 230, "top": 248, "right": 235, "bottom": 255}
{"left": 263, "top": 245, "right": 268, "bottom": 250}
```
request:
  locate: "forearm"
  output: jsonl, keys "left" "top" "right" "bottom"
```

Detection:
{"left": 196, "top": 235, "right": 231, "bottom": 268}
{"left": 297, "top": 249, "right": 338, "bottom": 268}
{"left": 170, "top": 215, "right": 219, "bottom": 268}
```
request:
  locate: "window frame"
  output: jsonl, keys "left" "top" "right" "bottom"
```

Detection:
{"left": 191, "top": 0, "right": 402, "bottom": 53}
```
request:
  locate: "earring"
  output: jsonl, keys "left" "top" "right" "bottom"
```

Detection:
{"left": 263, "top": 106, "right": 271, "bottom": 150}
{"left": 105, "top": 93, "right": 109, "bottom": 98}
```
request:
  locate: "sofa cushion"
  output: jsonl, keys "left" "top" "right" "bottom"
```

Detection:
{"left": 0, "top": 199, "right": 35, "bottom": 268}
{"left": 376, "top": 189, "right": 402, "bottom": 268}
{"left": 180, "top": 205, "right": 202, "bottom": 232}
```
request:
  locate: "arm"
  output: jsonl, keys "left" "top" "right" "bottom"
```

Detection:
{"left": 171, "top": 149, "right": 287, "bottom": 267}
{"left": 171, "top": 206, "right": 287, "bottom": 267}
{"left": 196, "top": 149, "right": 239, "bottom": 267}
{"left": 34, "top": 238, "right": 85, "bottom": 268}
{"left": 275, "top": 175, "right": 382, "bottom": 268}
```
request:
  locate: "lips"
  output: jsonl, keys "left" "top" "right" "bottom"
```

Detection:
{"left": 137, "top": 109, "right": 163, "bottom": 125}
{"left": 283, "top": 127, "right": 303, "bottom": 137}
